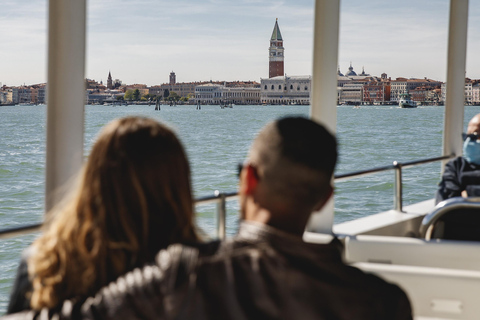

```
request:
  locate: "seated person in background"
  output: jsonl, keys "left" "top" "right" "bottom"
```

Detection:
{"left": 3, "top": 117, "right": 412, "bottom": 320}
{"left": 437, "top": 113, "right": 480, "bottom": 203}
{"left": 6, "top": 116, "right": 201, "bottom": 314}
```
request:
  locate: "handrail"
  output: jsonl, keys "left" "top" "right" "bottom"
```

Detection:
{"left": 334, "top": 154, "right": 453, "bottom": 181}
{"left": 0, "top": 154, "right": 455, "bottom": 240}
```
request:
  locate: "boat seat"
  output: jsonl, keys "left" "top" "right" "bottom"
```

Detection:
{"left": 419, "top": 197, "right": 480, "bottom": 241}
{"left": 354, "top": 262, "right": 480, "bottom": 320}
{"left": 345, "top": 235, "right": 480, "bottom": 271}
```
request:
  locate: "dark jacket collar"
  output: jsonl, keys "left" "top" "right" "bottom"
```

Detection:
{"left": 225, "top": 221, "right": 344, "bottom": 264}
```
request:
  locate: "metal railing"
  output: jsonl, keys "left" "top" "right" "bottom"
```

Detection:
{"left": 334, "top": 154, "right": 454, "bottom": 212}
{"left": 0, "top": 154, "right": 455, "bottom": 241}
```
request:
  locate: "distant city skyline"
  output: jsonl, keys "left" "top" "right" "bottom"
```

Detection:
{"left": 3, "top": 0, "right": 480, "bottom": 87}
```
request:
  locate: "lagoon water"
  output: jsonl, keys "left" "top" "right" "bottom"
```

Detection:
{"left": 1, "top": 103, "right": 480, "bottom": 313}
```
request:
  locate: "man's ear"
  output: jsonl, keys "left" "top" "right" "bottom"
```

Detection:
{"left": 313, "top": 186, "right": 333, "bottom": 212}
{"left": 243, "top": 165, "right": 259, "bottom": 195}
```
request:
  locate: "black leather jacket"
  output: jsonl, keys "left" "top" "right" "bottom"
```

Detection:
{"left": 2, "top": 222, "right": 412, "bottom": 320}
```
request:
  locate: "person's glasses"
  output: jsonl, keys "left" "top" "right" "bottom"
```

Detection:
{"left": 237, "top": 163, "right": 244, "bottom": 178}
{"left": 463, "top": 133, "right": 479, "bottom": 141}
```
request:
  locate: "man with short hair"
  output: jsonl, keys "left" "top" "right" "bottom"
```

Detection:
{"left": 239, "top": 117, "right": 336, "bottom": 236}
{"left": 437, "top": 113, "right": 480, "bottom": 203}
{"left": 3, "top": 117, "right": 412, "bottom": 319}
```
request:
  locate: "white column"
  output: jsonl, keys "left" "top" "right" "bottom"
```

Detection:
{"left": 443, "top": 0, "right": 469, "bottom": 172}
{"left": 45, "top": 0, "right": 86, "bottom": 211}
{"left": 306, "top": 0, "right": 340, "bottom": 234}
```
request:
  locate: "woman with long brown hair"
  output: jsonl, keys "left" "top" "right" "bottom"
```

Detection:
{"left": 7, "top": 116, "right": 200, "bottom": 312}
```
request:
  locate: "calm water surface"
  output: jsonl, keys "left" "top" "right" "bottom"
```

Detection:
{"left": 1, "top": 104, "right": 479, "bottom": 312}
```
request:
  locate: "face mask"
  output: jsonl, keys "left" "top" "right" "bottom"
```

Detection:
{"left": 463, "top": 137, "right": 480, "bottom": 165}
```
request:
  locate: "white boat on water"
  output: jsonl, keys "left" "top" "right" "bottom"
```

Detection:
{"left": 399, "top": 93, "right": 417, "bottom": 108}
{"left": 1, "top": 1, "right": 479, "bottom": 319}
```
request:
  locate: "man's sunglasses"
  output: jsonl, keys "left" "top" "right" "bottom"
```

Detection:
{"left": 237, "top": 163, "right": 244, "bottom": 178}
{"left": 463, "top": 133, "right": 479, "bottom": 141}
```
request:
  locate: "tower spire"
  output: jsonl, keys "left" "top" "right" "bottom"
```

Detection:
{"left": 269, "top": 19, "right": 284, "bottom": 78}
{"left": 271, "top": 19, "right": 283, "bottom": 41}
{"left": 107, "top": 71, "right": 113, "bottom": 89}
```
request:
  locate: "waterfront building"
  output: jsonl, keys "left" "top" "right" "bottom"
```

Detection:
{"left": 24, "top": 83, "right": 47, "bottom": 104}
{"left": 411, "top": 86, "right": 440, "bottom": 105}
{"left": 150, "top": 82, "right": 197, "bottom": 98}
{"left": 338, "top": 82, "right": 364, "bottom": 104}
{"left": 337, "top": 64, "right": 372, "bottom": 88}
{"left": 0, "top": 91, "right": 7, "bottom": 104}
{"left": 441, "top": 79, "right": 475, "bottom": 105}
{"left": 149, "top": 83, "right": 197, "bottom": 99}
{"left": 17, "top": 86, "right": 31, "bottom": 104}
{"left": 194, "top": 81, "right": 261, "bottom": 104}
{"left": 362, "top": 78, "right": 391, "bottom": 104}
{"left": 149, "top": 72, "right": 211, "bottom": 99}
{"left": 86, "top": 79, "right": 106, "bottom": 91}
{"left": 337, "top": 75, "right": 352, "bottom": 88}
{"left": 8, "top": 88, "right": 18, "bottom": 104}
{"left": 121, "top": 84, "right": 149, "bottom": 97}
{"left": 336, "top": 66, "right": 377, "bottom": 104}
{"left": 30, "top": 87, "right": 39, "bottom": 104}
{"left": 269, "top": 19, "right": 284, "bottom": 78}
{"left": 113, "top": 79, "right": 122, "bottom": 89}
{"left": 38, "top": 85, "right": 47, "bottom": 104}
{"left": 390, "top": 78, "right": 442, "bottom": 102}
{"left": 0, "top": 87, "right": 19, "bottom": 104}
{"left": 195, "top": 83, "right": 223, "bottom": 104}
{"left": 425, "top": 87, "right": 442, "bottom": 105}
{"left": 465, "top": 79, "right": 473, "bottom": 105}
{"left": 86, "top": 90, "right": 110, "bottom": 104}
{"left": 86, "top": 88, "right": 123, "bottom": 104}
{"left": 260, "top": 75, "right": 311, "bottom": 105}
{"left": 147, "top": 86, "right": 163, "bottom": 97}
{"left": 222, "top": 86, "right": 261, "bottom": 104}
{"left": 473, "top": 82, "right": 480, "bottom": 105}
{"left": 440, "top": 83, "right": 445, "bottom": 103}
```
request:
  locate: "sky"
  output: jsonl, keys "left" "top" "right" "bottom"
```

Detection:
{"left": 2, "top": 0, "right": 480, "bottom": 86}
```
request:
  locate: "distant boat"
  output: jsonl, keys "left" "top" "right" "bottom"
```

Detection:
{"left": 220, "top": 103, "right": 233, "bottom": 109}
{"left": 399, "top": 93, "right": 417, "bottom": 108}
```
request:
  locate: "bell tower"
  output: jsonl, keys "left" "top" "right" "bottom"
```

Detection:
{"left": 269, "top": 18, "right": 284, "bottom": 78}
{"left": 107, "top": 71, "right": 113, "bottom": 89}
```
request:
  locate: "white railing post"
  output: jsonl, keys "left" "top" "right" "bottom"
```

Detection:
{"left": 45, "top": 0, "right": 87, "bottom": 212}
{"left": 393, "top": 162, "right": 403, "bottom": 212}
{"left": 442, "top": 0, "right": 469, "bottom": 173}
{"left": 306, "top": 0, "right": 340, "bottom": 234}
{"left": 215, "top": 191, "right": 227, "bottom": 240}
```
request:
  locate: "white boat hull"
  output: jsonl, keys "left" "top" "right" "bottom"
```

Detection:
{"left": 399, "top": 101, "right": 417, "bottom": 108}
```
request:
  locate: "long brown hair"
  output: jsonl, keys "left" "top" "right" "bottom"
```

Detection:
{"left": 29, "top": 116, "right": 199, "bottom": 309}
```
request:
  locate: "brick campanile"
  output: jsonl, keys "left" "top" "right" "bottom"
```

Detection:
{"left": 269, "top": 18, "right": 284, "bottom": 78}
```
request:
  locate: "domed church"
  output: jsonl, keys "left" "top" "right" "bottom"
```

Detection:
{"left": 345, "top": 62, "right": 357, "bottom": 76}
